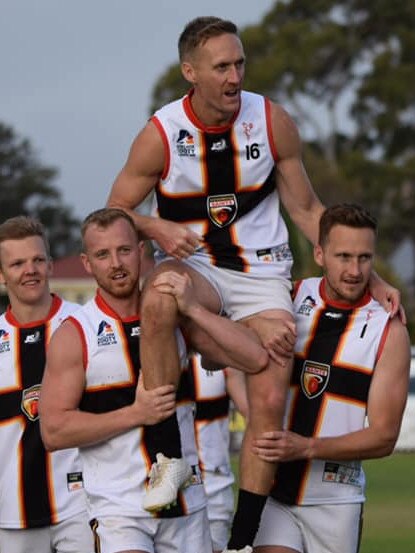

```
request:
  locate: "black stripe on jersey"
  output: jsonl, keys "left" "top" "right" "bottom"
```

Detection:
{"left": 195, "top": 396, "right": 230, "bottom": 421}
{"left": 0, "top": 390, "right": 21, "bottom": 420}
{"left": 19, "top": 325, "right": 52, "bottom": 527}
{"left": 80, "top": 320, "right": 140, "bottom": 413}
{"left": 156, "top": 126, "right": 276, "bottom": 271}
{"left": 272, "top": 306, "right": 373, "bottom": 505}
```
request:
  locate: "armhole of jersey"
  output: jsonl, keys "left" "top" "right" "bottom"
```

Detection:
{"left": 292, "top": 279, "right": 303, "bottom": 301}
{"left": 151, "top": 115, "right": 170, "bottom": 180}
{"left": 265, "top": 97, "right": 279, "bottom": 162}
{"left": 375, "top": 317, "right": 391, "bottom": 364}
{"left": 66, "top": 316, "right": 88, "bottom": 371}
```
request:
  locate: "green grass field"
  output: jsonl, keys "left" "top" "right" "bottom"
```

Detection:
{"left": 360, "top": 452, "right": 415, "bottom": 552}
{"left": 231, "top": 451, "right": 415, "bottom": 552}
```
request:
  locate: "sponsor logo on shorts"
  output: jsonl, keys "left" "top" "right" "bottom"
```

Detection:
{"left": 176, "top": 129, "right": 195, "bottom": 157}
{"left": 97, "top": 320, "right": 117, "bottom": 346}
{"left": 256, "top": 243, "right": 293, "bottom": 263}
{"left": 301, "top": 360, "right": 330, "bottom": 399}
{"left": 21, "top": 384, "right": 41, "bottom": 421}
{"left": 207, "top": 194, "right": 237, "bottom": 227}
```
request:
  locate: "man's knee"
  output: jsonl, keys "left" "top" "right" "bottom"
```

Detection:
{"left": 141, "top": 285, "right": 179, "bottom": 330}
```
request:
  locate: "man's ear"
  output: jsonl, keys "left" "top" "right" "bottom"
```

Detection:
{"left": 80, "top": 253, "right": 93, "bottom": 275}
{"left": 181, "top": 61, "right": 196, "bottom": 85}
{"left": 313, "top": 244, "right": 324, "bottom": 268}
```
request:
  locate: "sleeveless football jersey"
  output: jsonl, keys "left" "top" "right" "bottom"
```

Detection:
{"left": 271, "top": 278, "right": 390, "bottom": 505}
{"left": 151, "top": 89, "right": 293, "bottom": 277}
{"left": 0, "top": 295, "right": 86, "bottom": 528}
{"left": 188, "top": 354, "right": 234, "bottom": 496}
{"left": 69, "top": 291, "right": 206, "bottom": 519}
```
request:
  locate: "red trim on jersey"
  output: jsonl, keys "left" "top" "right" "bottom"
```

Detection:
{"left": 94, "top": 290, "right": 140, "bottom": 323}
{"left": 292, "top": 279, "right": 302, "bottom": 301}
{"left": 376, "top": 318, "right": 391, "bottom": 364}
{"left": 151, "top": 115, "right": 170, "bottom": 180}
{"left": 319, "top": 279, "right": 371, "bottom": 309}
{"left": 265, "top": 97, "right": 279, "bottom": 162}
{"left": 66, "top": 316, "right": 88, "bottom": 370}
{"left": 183, "top": 89, "right": 240, "bottom": 133}
{"left": 5, "top": 294, "right": 63, "bottom": 328}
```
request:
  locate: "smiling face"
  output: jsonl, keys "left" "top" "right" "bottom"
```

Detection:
{"left": 314, "top": 224, "right": 376, "bottom": 305}
{"left": 0, "top": 236, "right": 52, "bottom": 308}
{"left": 181, "top": 32, "right": 245, "bottom": 126}
{"left": 81, "top": 218, "right": 142, "bottom": 301}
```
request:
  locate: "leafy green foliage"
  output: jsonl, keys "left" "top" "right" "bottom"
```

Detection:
{"left": 149, "top": 0, "right": 415, "bottom": 322}
{"left": 0, "top": 123, "right": 81, "bottom": 258}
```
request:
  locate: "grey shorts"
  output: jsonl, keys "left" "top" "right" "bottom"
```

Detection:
{"left": 157, "top": 254, "right": 293, "bottom": 321}
{"left": 90, "top": 508, "right": 212, "bottom": 553}
{"left": 0, "top": 511, "right": 94, "bottom": 553}
{"left": 254, "top": 498, "right": 363, "bottom": 553}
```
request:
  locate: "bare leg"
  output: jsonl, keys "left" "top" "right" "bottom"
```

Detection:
{"left": 140, "top": 260, "right": 221, "bottom": 511}
{"left": 228, "top": 311, "right": 294, "bottom": 550}
{"left": 140, "top": 260, "right": 221, "bottom": 390}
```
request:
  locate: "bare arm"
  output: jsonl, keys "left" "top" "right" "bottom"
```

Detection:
{"left": 107, "top": 121, "right": 202, "bottom": 258}
{"left": 271, "top": 103, "right": 402, "bottom": 316}
{"left": 253, "top": 317, "right": 410, "bottom": 462}
{"left": 271, "top": 103, "right": 324, "bottom": 246}
{"left": 39, "top": 320, "right": 176, "bottom": 451}
{"left": 152, "top": 271, "right": 269, "bottom": 373}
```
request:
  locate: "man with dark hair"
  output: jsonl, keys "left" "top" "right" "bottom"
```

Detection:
{"left": 40, "top": 208, "right": 268, "bottom": 553}
{"left": 0, "top": 216, "right": 93, "bottom": 553}
{"left": 107, "top": 15, "right": 401, "bottom": 552}
{"left": 251, "top": 204, "right": 410, "bottom": 553}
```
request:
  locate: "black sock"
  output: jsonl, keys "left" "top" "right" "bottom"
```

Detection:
{"left": 228, "top": 489, "right": 267, "bottom": 549}
{"left": 145, "top": 413, "right": 182, "bottom": 459}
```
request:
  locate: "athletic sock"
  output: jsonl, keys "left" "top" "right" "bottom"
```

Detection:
{"left": 227, "top": 489, "right": 268, "bottom": 549}
{"left": 145, "top": 413, "right": 182, "bottom": 459}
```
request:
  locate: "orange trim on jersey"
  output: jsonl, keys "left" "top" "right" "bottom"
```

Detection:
{"left": 17, "top": 437, "right": 27, "bottom": 526}
{"left": 265, "top": 97, "right": 279, "bottom": 162}
{"left": 230, "top": 127, "right": 242, "bottom": 192}
{"left": 319, "top": 279, "right": 371, "bottom": 310}
{"left": 324, "top": 392, "right": 367, "bottom": 409}
{"left": 298, "top": 307, "right": 325, "bottom": 357}
{"left": 333, "top": 309, "right": 373, "bottom": 374}
{"left": 67, "top": 317, "right": 88, "bottom": 370}
{"left": 297, "top": 460, "right": 312, "bottom": 504}
{"left": 5, "top": 294, "right": 63, "bottom": 328}
{"left": 194, "top": 420, "right": 204, "bottom": 471}
{"left": 376, "top": 318, "right": 391, "bottom": 364}
{"left": 286, "top": 386, "right": 300, "bottom": 429}
{"left": 183, "top": 90, "right": 240, "bottom": 133}
{"left": 115, "top": 319, "right": 136, "bottom": 381}
{"left": 94, "top": 291, "right": 140, "bottom": 322}
{"left": 229, "top": 225, "right": 250, "bottom": 272}
{"left": 46, "top": 451, "right": 59, "bottom": 524}
{"left": 151, "top": 115, "right": 170, "bottom": 180}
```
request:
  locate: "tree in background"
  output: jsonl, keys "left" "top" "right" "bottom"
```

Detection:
{"left": 149, "top": 0, "right": 415, "bottom": 330}
{"left": 0, "top": 123, "right": 81, "bottom": 258}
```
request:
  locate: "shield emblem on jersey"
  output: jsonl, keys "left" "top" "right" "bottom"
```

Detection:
{"left": 21, "top": 384, "right": 41, "bottom": 421}
{"left": 207, "top": 194, "right": 238, "bottom": 228}
{"left": 300, "top": 360, "right": 330, "bottom": 399}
